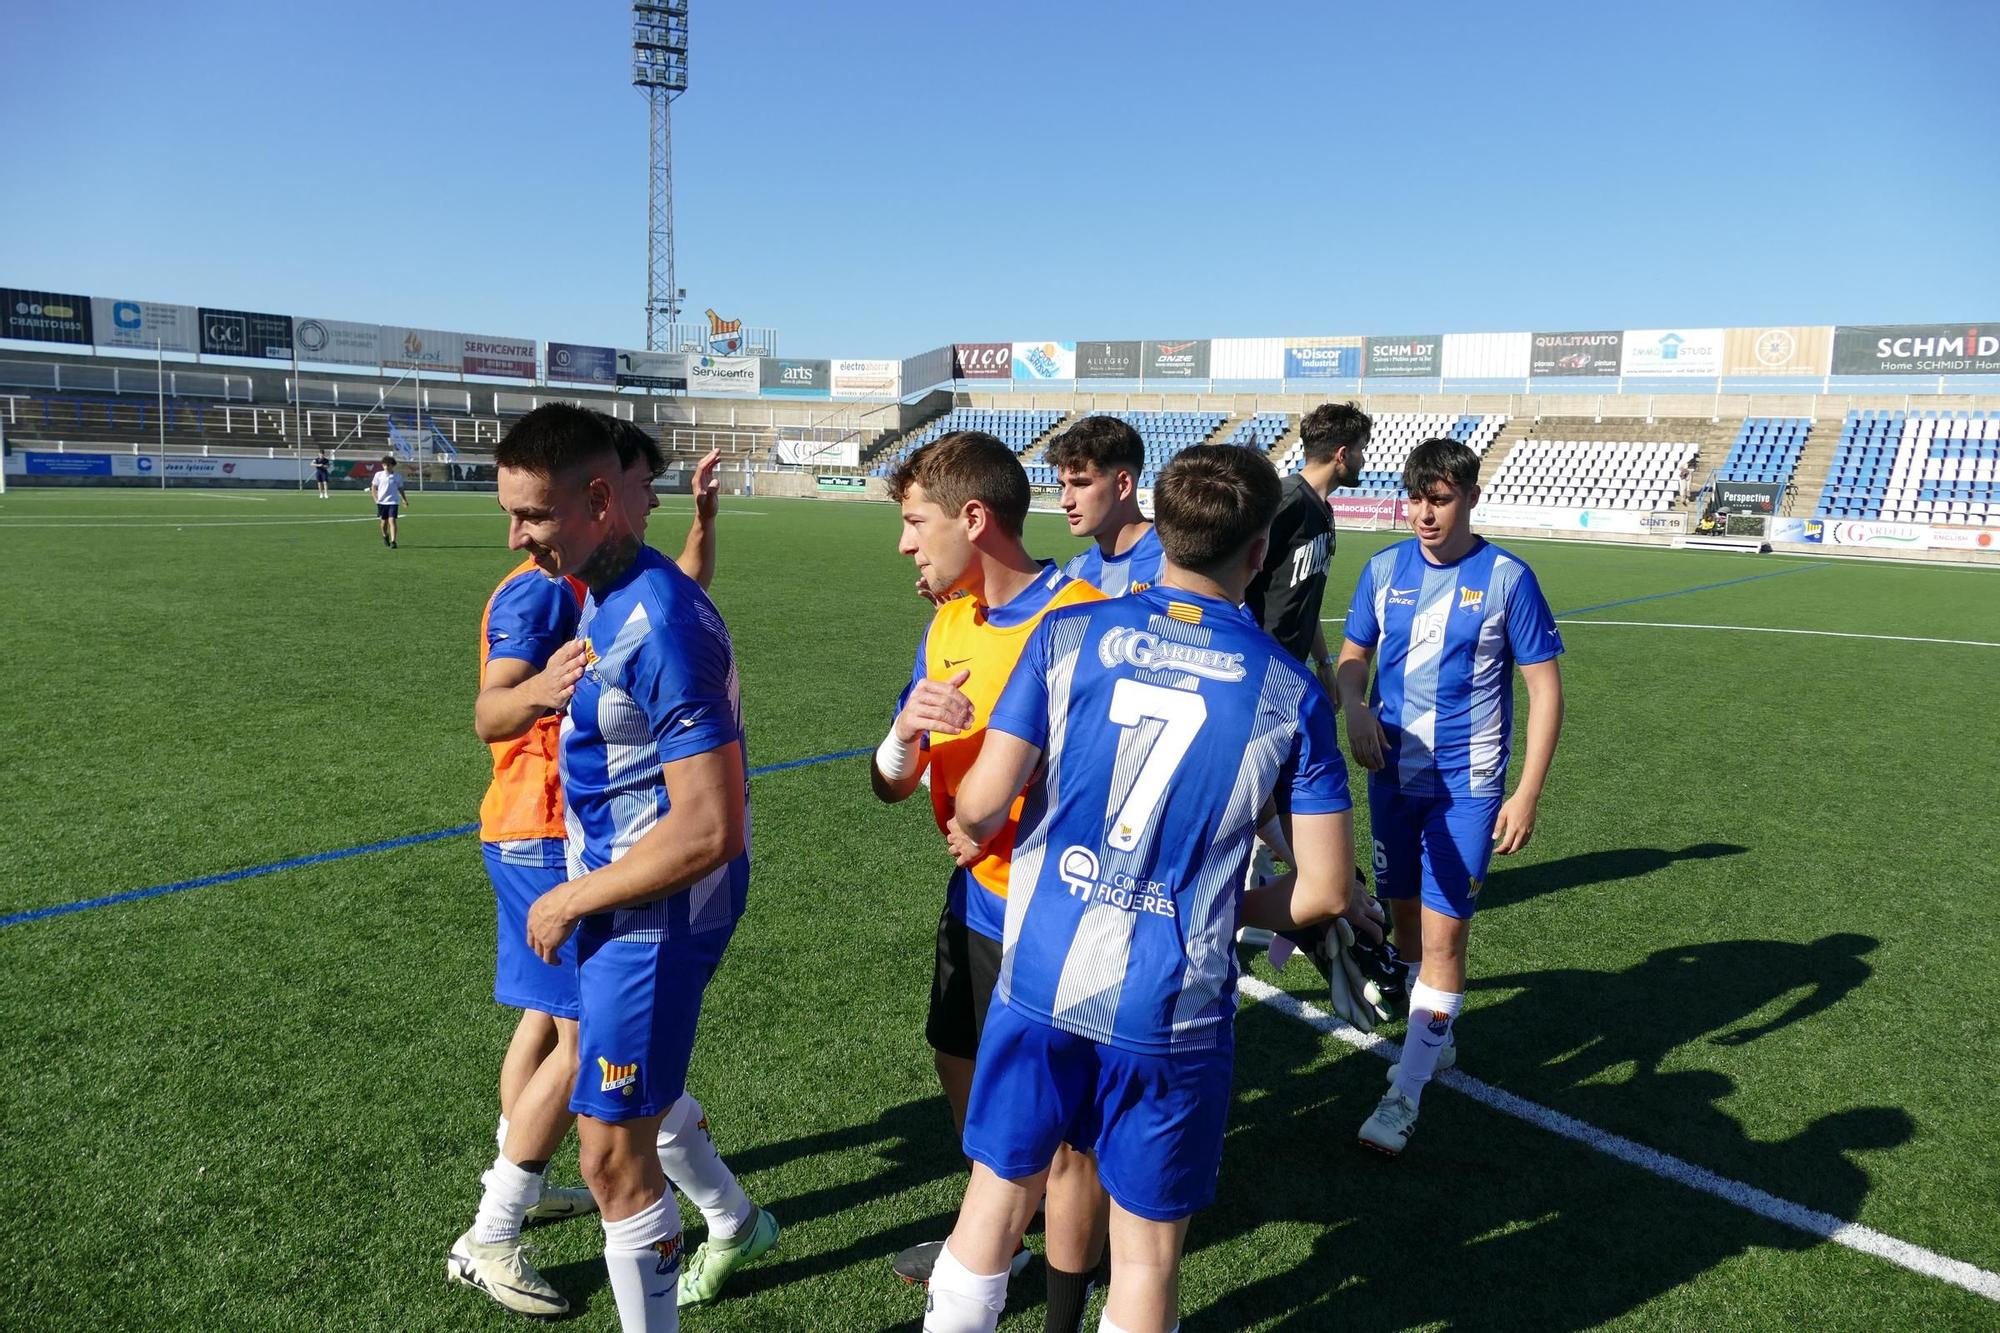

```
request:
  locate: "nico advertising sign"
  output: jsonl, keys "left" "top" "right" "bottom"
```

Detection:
{"left": 952, "top": 343, "right": 1011, "bottom": 378}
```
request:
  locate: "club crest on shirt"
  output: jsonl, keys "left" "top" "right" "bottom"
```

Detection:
{"left": 597, "top": 1056, "right": 638, "bottom": 1095}
{"left": 1459, "top": 587, "right": 1485, "bottom": 613}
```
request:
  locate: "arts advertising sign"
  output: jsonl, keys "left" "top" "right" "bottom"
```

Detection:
{"left": 761, "top": 358, "right": 831, "bottom": 398}
{"left": 92, "top": 298, "right": 197, "bottom": 354}
{"left": 1529, "top": 330, "right": 1621, "bottom": 377}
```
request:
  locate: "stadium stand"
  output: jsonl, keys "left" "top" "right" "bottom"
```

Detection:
{"left": 869, "top": 407, "right": 1063, "bottom": 477}
{"left": 1485, "top": 433, "right": 1696, "bottom": 511}
{"left": 1814, "top": 410, "right": 1999, "bottom": 524}
{"left": 1221, "top": 411, "right": 1292, "bottom": 451}
{"left": 1272, "top": 413, "right": 1507, "bottom": 493}
{"left": 1020, "top": 410, "right": 1229, "bottom": 488}
{"left": 1714, "top": 417, "right": 1811, "bottom": 487}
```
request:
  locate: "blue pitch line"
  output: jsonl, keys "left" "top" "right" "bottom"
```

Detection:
{"left": 1556, "top": 563, "right": 1823, "bottom": 619}
{"left": 0, "top": 745, "right": 875, "bottom": 931}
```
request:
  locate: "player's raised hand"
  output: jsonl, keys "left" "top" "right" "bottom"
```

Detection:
{"left": 1344, "top": 703, "right": 1387, "bottom": 771}
{"left": 914, "top": 575, "right": 942, "bottom": 606}
{"left": 944, "top": 815, "right": 984, "bottom": 867}
{"left": 526, "top": 886, "right": 580, "bottom": 963}
{"left": 528, "top": 639, "right": 588, "bottom": 713}
{"left": 894, "top": 668, "right": 974, "bottom": 742}
{"left": 1492, "top": 789, "right": 1538, "bottom": 855}
{"left": 692, "top": 447, "right": 722, "bottom": 520}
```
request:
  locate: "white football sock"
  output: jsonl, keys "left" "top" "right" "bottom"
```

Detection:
{"left": 602, "top": 1192, "right": 681, "bottom": 1332}
{"left": 657, "top": 1094, "right": 753, "bottom": 1241}
{"left": 1393, "top": 981, "right": 1464, "bottom": 1108}
{"left": 495, "top": 1114, "right": 510, "bottom": 1152}
{"left": 923, "top": 1240, "right": 1008, "bottom": 1333}
{"left": 1098, "top": 1316, "right": 1178, "bottom": 1333}
{"left": 472, "top": 1155, "right": 544, "bottom": 1244}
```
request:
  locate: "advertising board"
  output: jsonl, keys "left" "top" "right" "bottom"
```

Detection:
{"left": 92, "top": 298, "right": 197, "bottom": 354}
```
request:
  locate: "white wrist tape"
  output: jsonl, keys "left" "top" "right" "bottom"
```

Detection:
{"left": 875, "top": 730, "right": 921, "bottom": 781}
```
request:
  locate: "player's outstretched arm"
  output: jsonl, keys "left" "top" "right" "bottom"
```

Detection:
{"left": 949, "top": 728, "right": 1043, "bottom": 857}
{"left": 1493, "top": 658, "right": 1563, "bottom": 855}
{"left": 1242, "top": 810, "right": 1359, "bottom": 934}
{"left": 675, "top": 447, "right": 722, "bottom": 590}
{"left": 475, "top": 642, "right": 586, "bottom": 742}
{"left": 1335, "top": 641, "right": 1385, "bottom": 771}
{"left": 870, "top": 668, "right": 972, "bottom": 804}
{"left": 526, "top": 741, "right": 747, "bottom": 961}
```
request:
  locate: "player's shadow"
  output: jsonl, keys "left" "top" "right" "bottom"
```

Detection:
{"left": 1192, "top": 934, "right": 1904, "bottom": 1330}
{"left": 1477, "top": 841, "right": 1748, "bottom": 912}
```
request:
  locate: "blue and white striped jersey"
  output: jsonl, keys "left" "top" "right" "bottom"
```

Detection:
{"left": 1342, "top": 538, "right": 1563, "bottom": 798}
{"left": 1062, "top": 525, "right": 1164, "bottom": 597}
{"left": 561, "top": 546, "right": 749, "bottom": 942}
{"left": 986, "top": 588, "right": 1352, "bottom": 1055}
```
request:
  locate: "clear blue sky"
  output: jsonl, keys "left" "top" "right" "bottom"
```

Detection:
{"left": 2, "top": 1, "right": 1993, "bottom": 359}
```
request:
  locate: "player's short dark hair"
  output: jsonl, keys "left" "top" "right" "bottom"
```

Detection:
{"left": 1152, "top": 444, "right": 1282, "bottom": 574}
{"left": 379, "top": 456, "right": 395, "bottom": 468}
{"left": 495, "top": 403, "right": 621, "bottom": 479}
{"left": 1403, "top": 437, "right": 1482, "bottom": 496}
{"left": 1299, "top": 402, "right": 1372, "bottom": 465}
{"left": 887, "top": 431, "right": 1029, "bottom": 537}
{"left": 603, "top": 414, "right": 667, "bottom": 478}
{"left": 1047, "top": 415, "right": 1143, "bottom": 477}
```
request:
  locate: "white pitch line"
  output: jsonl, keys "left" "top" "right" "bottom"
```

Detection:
{"left": 1238, "top": 975, "right": 2000, "bottom": 1303}
{"left": 1555, "top": 619, "right": 2000, "bottom": 649}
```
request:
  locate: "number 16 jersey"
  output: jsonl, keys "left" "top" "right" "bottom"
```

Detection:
{"left": 985, "top": 587, "right": 1352, "bottom": 1056}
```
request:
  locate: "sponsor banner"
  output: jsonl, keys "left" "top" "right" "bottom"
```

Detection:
{"left": 1, "top": 287, "right": 93, "bottom": 345}
{"left": 816, "top": 474, "right": 869, "bottom": 492}
{"left": 1364, "top": 334, "right": 1441, "bottom": 378}
{"left": 121, "top": 455, "right": 245, "bottom": 478}
{"left": 92, "top": 298, "right": 197, "bottom": 354}
{"left": 1723, "top": 325, "right": 1829, "bottom": 377}
{"left": 1712, "top": 480, "right": 1780, "bottom": 515}
{"left": 1530, "top": 330, "right": 1622, "bottom": 377}
{"left": 1823, "top": 519, "right": 1933, "bottom": 550}
{"left": 761, "top": 357, "right": 831, "bottom": 398}
{"left": 199, "top": 307, "right": 293, "bottom": 360}
{"left": 952, "top": 342, "right": 1011, "bottom": 379}
{"left": 1832, "top": 323, "right": 2000, "bottom": 376}
{"left": 1639, "top": 512, "right": 1687, "bottom": 535}
{"left": 1142, "top": 339, "right": 1210, "bottom": 380}
{"left": 686, "top": 353, "right": 760, "bottom": 395}
{"left": 1075, "top": 340, "right": 1141, "bottom": 379}
{"left": 831, "top": 358, "right": 899, "bottom": 399}
{"left": 25, "top": 451, "right": 111, "bottom": 476}
{"left": 1441, "top": 331, "right": 1531, "bottom": 379}
{"left": 1928, "top": 526, "right": 2000, "bottom": 551}
{"left": 615, "top": 348, "right": 686, "bottom": 390}
{"left": 380, "top": 325, "right": 462, "bottom": 372}
{"left": 1773, "top": 517, "right": 1821, "bottom": 543}
{"left": 1011, "top": 341, "right": 1076, "bottom": 380}
{"left": 1284, "top": 341, "right": 1361, "bottom": 379}
{"left": 776, "top": 438, "right": 859, "bottom": 466}
{"left": 547, "top": 341, "right": 617, "bottom": 385}
{"left": 1621, "top": 328, "right": 1724, "bottom": 378}
{"left": 1327, "top": 496, "right": 1407, "bottom": 523}
{"left": 463, "top": 335, "right": 536, "bottom": 379}
{"left": 1472, "top": 503, "right": 1673, "bottom": 535}
{"left": 293, "top": 316, "right": 382, "bottom": 367}
{"left": 1211, "top": 337, "right": 1282, "bottom": 379}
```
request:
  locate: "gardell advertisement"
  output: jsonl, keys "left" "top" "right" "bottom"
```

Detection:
{"left": 1722, "top": 326, "right": 1830, "bottom": 377}
{"left": 1075, "top": 340, "right": 1141, "bottom": 379}
{"left": 548, "top": 342, "right": 617, "bottom": 385}
{"left": 1011, "top": 341, "right": 1075, "bottom": 380}
{"left": 92, "top": 298, "right": 197, "bottom": 354}
{"left": 686, "top": 354, "right": 760, "bottom": 395}
{"left": 1142, "top": 339, "right": 1210, "bottom": 380}
{"left": 1, "top": 287, "right": 93, "bottom": 345}
{"left": 1832, "top": 324, "right": 2000, "bottom": 376}
{"left": 616, "top": 349, "right": 687, "bottom": 390}
{"left": 1284, "top": 339, "right": 1362, "bottom": 379}
{"left": 294, "top": 316, "right": 383, "bottom": 367}
{"left": 952, "top": 343, "right": 1011, "bottom": 379}
{"left": 1530, "top": 330, "right": 1621, "bottom": 377}
{"left": 199, "top": 307, "right": 293, "bottom": 360}
{"left": 1620, "top": 328, "right": 1724, "bottom": 378}
{"left": 1364, "top": 334, "right": 1441, "bottom": 378}
{"left": 462, "top": 336, "right": 537, "bottom": 379}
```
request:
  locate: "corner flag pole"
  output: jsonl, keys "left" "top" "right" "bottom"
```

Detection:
{"left": 156, "top": 338, "right": 168, "bottom": 490}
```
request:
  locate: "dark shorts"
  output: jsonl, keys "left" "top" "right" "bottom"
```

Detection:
{"left": 376, "top": 503, "right": 399, "bottom": 519}
{"left": 314, "top": 468, "right": 329, "bottom": 482}
{"left": 926, "top": 905, "right": 1002, "bottom": 1060}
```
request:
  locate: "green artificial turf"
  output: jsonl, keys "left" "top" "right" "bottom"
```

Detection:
{"left": 1, "top": 486, "right": 1995, "bottom": 1330}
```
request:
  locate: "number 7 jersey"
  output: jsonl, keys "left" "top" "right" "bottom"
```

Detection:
{"left": 985, "top": 587, "right": 1352, "bottom": 1055}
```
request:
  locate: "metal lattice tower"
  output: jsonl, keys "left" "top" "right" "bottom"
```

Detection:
{"left": 633, "top": 1, "right": 689, "bottom": 352}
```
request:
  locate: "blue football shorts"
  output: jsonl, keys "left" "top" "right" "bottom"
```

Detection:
{"left": 962, "top": 1001, "right": 1234, "bottom": 1222}
{"left": 568, "top": 918, "right": 734, "bottom": 1124}
{"left": 482, "top": 840, "right": 579, "bottom": 1019}
{"left": 1367, "top": 783, "right": 1503, "bottom": 919}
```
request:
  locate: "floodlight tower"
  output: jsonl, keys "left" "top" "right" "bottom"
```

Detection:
{"left": 633, "top": 1, "right": 689, "bottom": 351}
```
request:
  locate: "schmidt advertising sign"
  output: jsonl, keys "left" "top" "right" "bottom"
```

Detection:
{"left": 1832, "top": 324, "right": 2000, "bottom": 375}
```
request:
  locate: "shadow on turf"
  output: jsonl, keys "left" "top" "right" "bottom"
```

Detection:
{"left": 1477, "top": 841, "right": 1749, "bottom": 913}
{"left": 1199, "top": 933, "right": 1906, "bottom": 1331}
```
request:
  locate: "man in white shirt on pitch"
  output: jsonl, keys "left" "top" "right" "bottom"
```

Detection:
{"left": 370, "top": 456, "right": 408, "bottom": 548}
